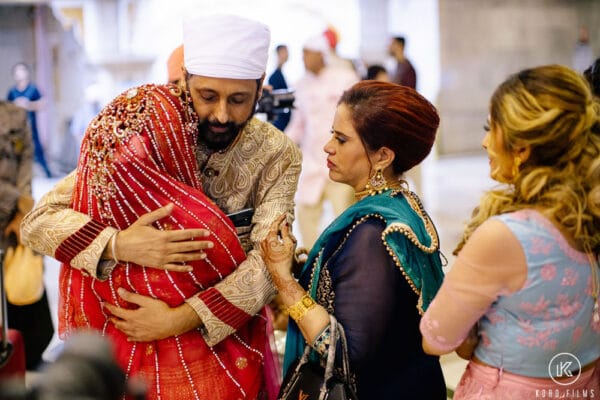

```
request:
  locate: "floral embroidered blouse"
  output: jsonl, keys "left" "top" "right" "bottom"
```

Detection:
{"left": 420, "top": 209, "right": 600, "bottom": 377}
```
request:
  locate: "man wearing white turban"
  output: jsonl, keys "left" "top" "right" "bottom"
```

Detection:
{"left": 21, "top": 13, "right": 301, "bottom": 400}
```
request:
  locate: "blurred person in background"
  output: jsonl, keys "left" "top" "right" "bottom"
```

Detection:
{"left": 0, "top": 100, "right": 54, "bottom": 371}
{"left": 388, "top": 37, "right": 425, "bottom": 199}
{"left": 166, "top": 44, "right": 184, "bottom": 85}
{"left": 7, "top": 62, "right": 52, "bottom": 178}
{"left": 63, "top": 82, "right": 104, "bottom": 173}
{"left": 286, "top": 32, "right": 359, "bottom": 249}
{"left": 267, "top": 44, "right": 292, "bottom": 131}
{"left": 323, "top": 25, "right": 360, "bottom": 76}
{"left": 573, "top": 25, "right": 594, "bottom": 73}
{"left": 388, "top": 36, "right": 416, "bottom": 89}
{"left": 364, "top": 64, "right": 390, "bottom": 82}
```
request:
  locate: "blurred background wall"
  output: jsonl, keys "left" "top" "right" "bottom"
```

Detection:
{"left": 437, "top": 0, "right": 599, "bottom": 155}
{"left": 0, "top": 0, "right": 598, "bottom": 175}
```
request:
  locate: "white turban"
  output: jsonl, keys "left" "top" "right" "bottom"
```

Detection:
{"left": 303, "top": 34, "right": 330, "bottom": 55}
{"left": 183, "top": 14, "right": 270, "bottom": 79}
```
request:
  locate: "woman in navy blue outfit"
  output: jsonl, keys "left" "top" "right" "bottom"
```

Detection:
{"left": 7, "top": 62, "right": 52, "bottom": 178}
{"left": 261, "top": 80, "right": 447, "bottom": 399}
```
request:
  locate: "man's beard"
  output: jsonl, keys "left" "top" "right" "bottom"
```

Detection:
{"left": 196, "top": 95, "right": 259, "bottom": 151}
{"left": 197, "top": 119, "right": 246, "bottom": 151}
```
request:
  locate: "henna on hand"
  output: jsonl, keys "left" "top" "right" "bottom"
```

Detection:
{"left": 260, "top": 214, "right": 295, "bottom": 278}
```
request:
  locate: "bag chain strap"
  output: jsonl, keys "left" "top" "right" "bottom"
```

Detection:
{"left": 291, "top": 314, "right": 354, "bottom": 400}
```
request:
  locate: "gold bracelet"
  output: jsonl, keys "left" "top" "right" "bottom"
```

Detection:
{"left": 286, "top": 293, "right": 316, "bottom": 322}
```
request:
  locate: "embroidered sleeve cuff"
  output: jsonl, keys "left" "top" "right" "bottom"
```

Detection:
{"left": 199, "top": 287, "right": 251, "bottom": 330}
{"left": 185, "top": 251, "right": 276, "bottom": 346}
{"left": 55, "top": 220, "right": 109, "bottom": 263}
{"left": 68, "top": 226, "right": 117, "bottom": 278}
{"left": 185, "top": 295, "right": 231, "bottom": 346}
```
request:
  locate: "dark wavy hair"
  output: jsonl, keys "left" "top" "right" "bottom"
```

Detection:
{"left": 338, "top": 80, "right": 439, "bottom": 174}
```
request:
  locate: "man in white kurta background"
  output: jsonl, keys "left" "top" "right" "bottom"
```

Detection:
{"left": 286, "top": 33, "right": 359, "bottom": 248}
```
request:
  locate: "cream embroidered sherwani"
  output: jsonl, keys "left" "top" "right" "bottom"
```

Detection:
{"left": 21, "top": 117, "right": 301, "bottom": 345}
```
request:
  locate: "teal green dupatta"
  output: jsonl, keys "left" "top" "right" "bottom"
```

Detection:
{"left": 283, "top": 189, "right": 445, "bottom": 375}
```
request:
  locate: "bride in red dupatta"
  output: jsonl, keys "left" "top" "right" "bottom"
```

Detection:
{"left": 59, "top": 83, "right": 268, "bottom": 399}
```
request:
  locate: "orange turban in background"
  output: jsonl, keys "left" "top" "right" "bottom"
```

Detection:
{"left": 167, "top": 44, "right": 184, "bottom": 83}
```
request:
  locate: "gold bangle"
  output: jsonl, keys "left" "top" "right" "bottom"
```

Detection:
{"left": 286, "top": 293, "right": 316, "bottom": 322}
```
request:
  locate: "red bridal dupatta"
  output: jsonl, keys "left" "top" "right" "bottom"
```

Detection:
{"left": 60, "top": 84, "right": 267, "bottom": 399}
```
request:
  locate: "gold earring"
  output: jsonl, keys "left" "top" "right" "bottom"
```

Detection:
{"left": 366, "top": 169, "right": 388, "bottom": 195}
{"left": 512, "top": 156, "right": 521, "bottom": 179}
{"left": 179, "top": 79, "right": 195, "bottom": 118}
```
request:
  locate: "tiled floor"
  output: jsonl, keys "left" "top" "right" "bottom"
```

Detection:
{"left": 32, "top": 152, "right": 495, "bottom": 396}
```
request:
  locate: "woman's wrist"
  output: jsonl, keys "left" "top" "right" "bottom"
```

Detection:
{"left": 285, "top": 293, "right": 317, "bottom": 322}
{"left": 270, "top": 267, "right": 300, "bottom": 298}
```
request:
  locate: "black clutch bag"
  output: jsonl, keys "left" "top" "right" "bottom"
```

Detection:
{"left": 278, "top": 315, "right": 358, "bottom": 400}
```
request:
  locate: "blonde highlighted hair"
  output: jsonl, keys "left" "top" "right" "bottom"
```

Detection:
{"left": 455, "top": 65, "right": 600, "bottom": 255}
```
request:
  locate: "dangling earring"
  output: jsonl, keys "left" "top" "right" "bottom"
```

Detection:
{"left": 180, "top": 78, "right": 188, "bottom": 103}
{"left": 366, "top": 169, "right": 388, "bottom": 195}
{"left": 512, "top": 156, "right": 521, "bottom": 180}
{"left": 354, "top": 168, "right": 399, "bottom": 201}
{"left": 180, "top": 79, "right": 195, "bottom": 121}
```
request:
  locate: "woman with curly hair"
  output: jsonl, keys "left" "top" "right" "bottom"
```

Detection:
{"left": 421, "top": 64, "right": 600, "bottom": 398}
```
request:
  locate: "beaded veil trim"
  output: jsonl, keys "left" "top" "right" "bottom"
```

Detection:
{"left": 308, "top": 189, "right": 441, "bottom": 314}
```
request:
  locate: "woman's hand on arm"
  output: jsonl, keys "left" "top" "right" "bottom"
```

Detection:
{"left": 260, "top": 215, "right": 330, "bottom": 342}
{"left": 105, "top": 203, "right": 214, "bottom": 272}
{"left": 260, "top": 214, "right": 296, "bottom": 281}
